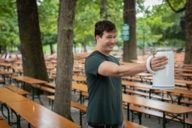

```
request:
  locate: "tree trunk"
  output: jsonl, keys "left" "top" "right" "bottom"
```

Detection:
{"left": 184, "top": 0, "right": 192, "bottom": 64}
{"left": 54, "top": 0, "right": 76, "bottom": 120}
{"left": 100, "top": 0, "right": 108, "bottom": 19}
{"left": 81, "top": 42, "right": 87, "bottom": 52}
{"left": 16, "top": 0, "right": 48, "bottom": 81}
{"left": 50, "top": 43, "right": 54, "bottom": 54}
{"left": 123, "top": 0, "right": 137, "bottom": 62}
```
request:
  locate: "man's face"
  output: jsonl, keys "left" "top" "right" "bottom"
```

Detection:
{"left": 96, "top": 31, "right": 117, "bottom": 54}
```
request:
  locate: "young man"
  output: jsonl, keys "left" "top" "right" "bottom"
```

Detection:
{"left": 85, "top": 20, "right": 167, "bottom": 128}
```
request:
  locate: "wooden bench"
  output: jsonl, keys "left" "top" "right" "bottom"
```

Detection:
{"left": 124, "top": 120, "right": 147, "bottom": 128}
{"left": 126, "top": 90, "right": 171, "bottom": 102}
{"left": 0, "top": 78, "right": 5, "bottom": 84}
{"left": 124, "top": 104, "right": 192, "bottom": 126}
{"left": 47, "top": 95, "right": 147, "bottom": 128}
{"left": 0, "top": 116, "right": 11, "bottom": 128}
{"left": 47, "top": 95, "right": 86, "bottom": 126}
{"left": 39, "top": 86, "right": 55, "bottom": 94}
{"left": 6, "top": 100, "right": 80, "bottom": 128}
{"left": 5, "top": 84, "right": 29, "bottom": 97}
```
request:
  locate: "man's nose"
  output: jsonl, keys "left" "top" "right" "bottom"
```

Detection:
{"left": 111, "top": 38, "right": 116, "bottom": 43}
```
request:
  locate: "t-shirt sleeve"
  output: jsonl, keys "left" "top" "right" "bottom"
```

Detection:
{"left": 85, "top": 56, "right": 104, "bottom": 76}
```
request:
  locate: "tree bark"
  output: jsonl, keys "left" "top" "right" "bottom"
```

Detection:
{"left": 100, "top": 0, "right": 108, "bottom": 19}
{"left": 123, "top": 0, "right": 137, "bottom": 62}
{"left": 81, "top": 42, "right": 87, "bottom": 52}
{"left": 184, "top": 0, "right": 192, "bottom": 64}
{"left": 50, "top": 43, "right": 54, "bottom": 54}
{"left": 16, "top": 0, "right": 48, "bottom": 81}
{"left": 54, "top": 0, "right": 76, "bottom": 120}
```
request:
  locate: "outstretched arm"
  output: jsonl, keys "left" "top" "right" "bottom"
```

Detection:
{"left": 98, "top": 56, "right": 168, "bottom": 77}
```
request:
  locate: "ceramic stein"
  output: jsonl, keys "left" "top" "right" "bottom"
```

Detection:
{"left": 152, "top": 49, "right": 175, "bottom": 89}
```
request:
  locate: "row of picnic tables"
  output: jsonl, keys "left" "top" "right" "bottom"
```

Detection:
{"left": 0, "top": 87, "right": 80, "bottom": 128}
{"left": 0, "top": 60, "right": 191, "bottom": 128}
{"left": 71, "top": 82, "right": 192, "bottom": 128}
{"left": 0, "top": 73, "right": 192, "bottom": 128}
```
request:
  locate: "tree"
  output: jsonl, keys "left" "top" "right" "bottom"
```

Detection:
{"left": 16, "top": 0, "right": 48, "bottom": 81}
{"left": 54, "top": 0, "right": 77, "bottom": 120}
{"left": 0, "top": 1, "right": 18, "bottom": 53}
{"left": 184, "top": 0, "right": 192, "bottom": 64}
{"left": 123, "top": 0, "right": 137, "bottom": 62}
{"left": 165, "top": 0, "right": 192, "bottom": 64}
{"left": 100, "top": 0, "right": 108, "bottom": 19}
{"left": 38, "top": 0, "right": 58, "bottom": 54}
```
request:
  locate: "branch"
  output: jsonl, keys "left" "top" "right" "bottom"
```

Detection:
{"left": 166, "top": 0, "right": 186, "bottom": 13}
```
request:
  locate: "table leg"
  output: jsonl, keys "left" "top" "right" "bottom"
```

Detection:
{"left": 183, "top": 114, "right": 185, "bottom": 128}
{"left": 163, "top": 112, "right": 166, "bottom": 128}
{"left": 126, "top": 103, "right": 130, "bottom": 120}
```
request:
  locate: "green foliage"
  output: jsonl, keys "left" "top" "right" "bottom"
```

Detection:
{"left": 41, "top": 32, "right": 57, "bottom": 45}
{"left": 37, "top": 0, "right": 59, "bottom": 53}
{"left": 0, "top": 0, "right": 187, "bottom": 52}
{"left": 74, "top": 0, "right": 123, "bottom": 48}
{"left": 137, "top": 2, "right": 185, "bottom": 48}
{"left": 38, "top": 0, "right": 58, "bottom": 33}
{"left": 0, "top": 0, "right": 19, "bottom": 49}
{"left": 166, "top": 0, "right": 186, "bottom": 12}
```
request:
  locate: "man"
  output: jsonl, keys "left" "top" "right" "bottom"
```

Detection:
{"left": 85, "top": 20, "right": 167, "bottom": 128}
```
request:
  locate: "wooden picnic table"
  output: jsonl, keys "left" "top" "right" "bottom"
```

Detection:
{"left": 162, "top": 88, "right": 192, "bottom": 104}
{"left": 72, "top": 75, "right": 86, "bottom": 83}
{"left": 0, "top": 87, "right": 28, "bottom": 123}
{"left": 12, "top": 76, "right": 47, "bottom": 100}
{"left": 68, "top": 83, "right": 192, "bottom": 128}
{"left": 122, "top": 80, "right": 152, "bottom": 91}
{"left": 12, "top": 76, "right": 47, "bottom": 85}
{"left": 175, "top": 68, "right": 192, "bottom": 73}
{"left": 6, "top": 100, "right": 80, "bottom": 128}
{"left": 0, "top": 88, "right": 27, "bottom": 103}
{"left": 122, "top": 94, "right": 192, "bottom": 128}
{"left": 175, "top": 79, "right": 192, "bottom": 90}
{"left": 0, "top": 62, "right": 12, "bottom": 69}
{"left": 0, "top": 88, "right": 79, "bottom": 128}
{"left": 122, "top": 80, "right": 192, "bottom": 104}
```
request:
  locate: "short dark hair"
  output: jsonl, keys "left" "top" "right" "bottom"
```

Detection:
{"left": 94, "top": 20, "right": 116, "bottom": 37}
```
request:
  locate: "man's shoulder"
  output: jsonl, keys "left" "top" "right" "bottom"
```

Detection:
{"left": 86, "top": 51, "right": 103, "bottom": 60}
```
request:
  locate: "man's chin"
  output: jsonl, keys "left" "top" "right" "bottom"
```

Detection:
{"left": 107, "top": 49, "right": 113, "bottom": 53}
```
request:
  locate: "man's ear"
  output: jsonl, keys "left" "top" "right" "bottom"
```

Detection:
{"left": 95, "top": 35, "right": 101, "bottom": 40}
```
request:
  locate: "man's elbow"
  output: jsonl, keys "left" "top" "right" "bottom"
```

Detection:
{"left": 111, "top": 67, "right": 124, "bottom": 76}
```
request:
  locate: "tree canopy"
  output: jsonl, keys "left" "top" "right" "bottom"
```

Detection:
{"left": 0, "top": 0, "right": 188, "bottom": 53}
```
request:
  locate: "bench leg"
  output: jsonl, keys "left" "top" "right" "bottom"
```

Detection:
{"left": 182, "top": 115, "right": 185, "bottom": 128}
{"left": 126, "top": 103, "right": 130, "bottom": 120}
{"left": 80, "top": 111, "right": 82, "bottom": 127}
{"left": 138, "top": 112, "right": 142, "bottom": 124}
{"left": 16, "top": 114, "right": 21, "bottom": 128}
{"left": 0, "top": 104, "right": 10, "bottom": 124}
{"left": 28, "top": 122, "right": 31, "bottom": 128}
{"left": 163, "top": 112, "right": 166, "bottom": 128}
{"left": 51, "top": 100, "right": 54, "bottom": 110}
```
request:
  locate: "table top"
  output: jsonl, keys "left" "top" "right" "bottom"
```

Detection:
{"left": 0, "top": 70, "right": 12, "bottom": 75}
{"left": 72, "top": 83, "right": 87, "bottom": 93}
{"left": 122, "top": 94, "right": 192, "bottom": 114}
{"left": 12, "top": 76, "right": 47, "bottom": 85}
{"left": 0, "top": 88, "right": 27, "bottom": 103}
{"left": 6, "top": 100, "right": 80, "bottom": 128}
{"left": 163, "top": 88, "right": 192, "bottom": 98}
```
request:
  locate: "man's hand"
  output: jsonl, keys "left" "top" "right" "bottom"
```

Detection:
{"left": 150, "top": 56, "right": 168, "bottom": 71}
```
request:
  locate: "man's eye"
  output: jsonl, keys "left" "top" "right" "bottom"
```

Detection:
{"left": 107, "top": 36, "right": 116, "bottom": 39}
{"left": 107, "top": 36, "right": 113, "bottom": 39}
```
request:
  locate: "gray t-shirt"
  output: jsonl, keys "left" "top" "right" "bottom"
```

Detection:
{"left": 85, "top": 51, "right": 123, "bottom": 125}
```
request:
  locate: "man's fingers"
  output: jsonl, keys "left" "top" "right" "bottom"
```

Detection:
{"left": 151, "top": 56, "right": 168, "bottom": 71}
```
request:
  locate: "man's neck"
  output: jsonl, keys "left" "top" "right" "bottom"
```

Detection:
{"left": 96, "top": 49, "right": 110, "bottom": 56}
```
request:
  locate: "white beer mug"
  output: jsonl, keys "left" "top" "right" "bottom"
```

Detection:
{"left": 149, "top": 49, "right": 175, "bottom": 89}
